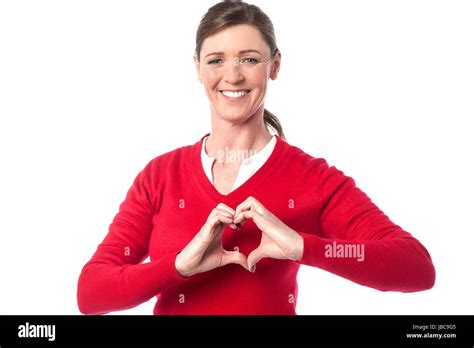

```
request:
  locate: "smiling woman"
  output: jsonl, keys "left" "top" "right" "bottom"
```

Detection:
{"left": 76, "top": 0, "right": 436, "bottom": 315}
{"left": 194, "top": 3, "right": 284, "bottom": 140}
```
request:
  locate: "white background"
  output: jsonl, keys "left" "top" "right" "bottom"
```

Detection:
{"left": 0, "top": 0, "right": 473, "bottom": 315}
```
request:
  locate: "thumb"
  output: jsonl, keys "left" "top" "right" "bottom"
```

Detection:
{"left": 247, "top": 246, "right": 265, "bottom": 273}
{"left": 221, "top": 250, "right": 249, "bottom": 271}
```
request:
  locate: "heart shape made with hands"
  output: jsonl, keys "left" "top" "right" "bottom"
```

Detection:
{"left": 175, "top": 196, "right": 303, "bottom": 277}
{"left": 222, "top": 196, "right": 304, "bottom": 273}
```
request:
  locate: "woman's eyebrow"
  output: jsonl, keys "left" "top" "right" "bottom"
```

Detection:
{"left": 205, "top": 49, "right": 262, "bottom": 58}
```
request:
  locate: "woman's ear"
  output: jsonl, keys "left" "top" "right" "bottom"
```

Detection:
{"left": 270, "top": 50, "right": 281, "bottom": 80}
{"left": 194, "top": 54, "right": 203, "bottom": 83}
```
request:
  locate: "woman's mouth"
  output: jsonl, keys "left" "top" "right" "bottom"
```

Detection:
{"left": 219, "top": 89, "right": 251, "bottom": 101}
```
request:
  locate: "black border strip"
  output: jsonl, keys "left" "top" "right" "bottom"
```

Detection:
{"left": 0, "top": 315, "right": 473, "bottom": 347}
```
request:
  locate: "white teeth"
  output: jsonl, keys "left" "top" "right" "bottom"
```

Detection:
{"left": 221, "top": 90, "right": 249, "bottom": 98}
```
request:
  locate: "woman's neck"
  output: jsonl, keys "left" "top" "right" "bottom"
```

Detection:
{"left": 205, "top": 109, "right": 273, "bottom": 160}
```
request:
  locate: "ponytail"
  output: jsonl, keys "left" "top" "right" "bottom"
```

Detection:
{"left": 264, "top": 109, "right": 285, "bottom": 140}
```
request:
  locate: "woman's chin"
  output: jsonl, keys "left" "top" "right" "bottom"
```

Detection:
{"left": 216, "top": 111, "right": 251, "bottom": 123}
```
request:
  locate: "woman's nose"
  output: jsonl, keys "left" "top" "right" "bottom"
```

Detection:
{"left": 223, "top": 59, "right": 244, "bottom": 83}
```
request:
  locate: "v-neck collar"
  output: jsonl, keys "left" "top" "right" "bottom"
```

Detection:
{"left": 189, "top": 133, "right": 287, "bottom": 205}
{"left": 200, "top": 134, "right": 277, "bottom": 191}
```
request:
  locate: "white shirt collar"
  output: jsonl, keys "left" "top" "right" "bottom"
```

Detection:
{"left": 200, "top": 135, "right": 277, "bottom": 191}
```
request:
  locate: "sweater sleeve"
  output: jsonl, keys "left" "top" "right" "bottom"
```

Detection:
{"left": 296, "top": 159, "right": 436, "bottom": 292}
{"left": 77, "top": 161, "right": 190, "bottom": 315}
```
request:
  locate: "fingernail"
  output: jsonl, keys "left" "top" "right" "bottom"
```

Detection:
{"left": 250, "top": 264, "right": 256, "bottom": 273}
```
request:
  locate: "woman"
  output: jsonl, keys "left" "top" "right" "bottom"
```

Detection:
{"left": 77, "top": 0, "right": 435, "bottom": 315}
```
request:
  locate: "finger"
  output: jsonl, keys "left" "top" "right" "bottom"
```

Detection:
{"left": 234, "top": 200, "right": 252, "bottom": 219}
{"left": 247, "top": 246, "right": 265, "bottom": 273}
{"left": 235, "top": 196, "right": 263, "bottom": 217}
{"left": 230, "top": 219, "right": 245, "bottom": 229}
{"left": 215, "top": 203, "right": 240, "bottom": 230}
{"left": 222, "top": 250, "right": 249, "bottom": 271}
{"left": 214, "top": 209, "right": 240, "bottom": 230}
{"left": 233, "top": 209, "right": 256, "bottom": 225}
{"left": 213, "top": 207, "right": 240, "bottom": 230}
{"left": 207, "top": 207, "right": 233, "bottom": 226}
{"left": 210, "top": 212, "right": 234, "bottom": 227}
{"left": 235, "top": 209, "right": 279, "bottom": 241}
{"left": 215, "top": 203, "right": 236, "bottom": 217}
{"left": 205, "top": 213, "right": 235, "bottom": 240}
{"left": 229, "top": 222, "right": 240, "bottom": 230}
{"left": 211, "top": 207, "right": 234, "bottom": 220}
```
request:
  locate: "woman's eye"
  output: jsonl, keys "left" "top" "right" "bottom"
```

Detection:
{"left": 207, "top": 58, "right": 258, "bottom": 65}
{"left": 242, "top": 58, "right": 258, "bottom": 64}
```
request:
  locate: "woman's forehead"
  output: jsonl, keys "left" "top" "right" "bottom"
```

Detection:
{"left": 201, "top": 24, "right": 269, "bottom": 54}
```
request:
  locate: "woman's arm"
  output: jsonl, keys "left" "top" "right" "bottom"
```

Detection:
{"left": 76, "top": 163, "right": 190, "bottom": 315}
{"left": 296, "top": 159, "right": 436, "bottom": 292}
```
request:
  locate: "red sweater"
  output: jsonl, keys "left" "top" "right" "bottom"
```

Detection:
{"left": 77, "top": 134, "right": 435, "bottom": 315}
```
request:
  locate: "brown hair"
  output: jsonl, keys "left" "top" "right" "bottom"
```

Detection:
{"left": 195, "top": 0, "right": 286, "bottom": 140}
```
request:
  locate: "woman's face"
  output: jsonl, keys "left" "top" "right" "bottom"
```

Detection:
{"left": 195, "top": 24, "right": 280, "bottom": 124}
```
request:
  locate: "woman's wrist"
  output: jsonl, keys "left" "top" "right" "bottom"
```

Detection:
{"left": 290, "top": 234, "right": 304, "bottom": 261}
{"left": 174, "top": 252, "right": 192, "bottom": 278}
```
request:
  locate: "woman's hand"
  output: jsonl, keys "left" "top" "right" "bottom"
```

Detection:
{"left": 174, "top": 203, "right": 249, "bottom": 277}
{"left": 233, "top": 196, "right": 304, "bottom": 272}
